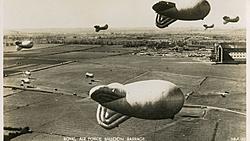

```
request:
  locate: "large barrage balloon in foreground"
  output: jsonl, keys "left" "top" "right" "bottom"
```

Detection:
{"left": 89, "top": 80, "right": 185, "bottom": 129}
{"left": 152, "top": 0, "right": 211, "bottom": 28}
{"left": 94, "top": 24, "right": 108, "bottom": 32}
{"left": 223, "top": 16, "right": 239, "bottom": 24}
{"left": 15, "top": 40, "right": 33, "bottom": 51}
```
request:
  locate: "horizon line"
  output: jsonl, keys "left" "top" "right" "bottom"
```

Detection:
{"left": 4, "top": 26, "right": 246, "bottom": 31}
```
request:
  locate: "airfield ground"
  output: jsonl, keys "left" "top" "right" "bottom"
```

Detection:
{"left": 3, "top": 44, "right": 246, "bottom": 141}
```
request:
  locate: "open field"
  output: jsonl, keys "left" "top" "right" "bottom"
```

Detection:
{"left": 3, "top": 44, "right": 246, "bottom": 141}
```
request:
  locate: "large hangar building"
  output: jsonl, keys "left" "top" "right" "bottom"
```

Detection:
{"left": 212, "top": 42, "right": 246, "bottom": 64}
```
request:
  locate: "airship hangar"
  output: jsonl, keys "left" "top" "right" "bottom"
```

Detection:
{"left": 3, "top": 28, "right": 246, "bottom": 141}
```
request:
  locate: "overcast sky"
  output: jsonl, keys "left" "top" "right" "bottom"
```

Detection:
{"left": 3, "top": 0, "right": 247, "bottom": 29}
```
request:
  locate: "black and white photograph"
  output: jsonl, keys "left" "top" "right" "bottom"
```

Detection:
{"left": 2, "top": 0, "right": 247, "bottom": 140}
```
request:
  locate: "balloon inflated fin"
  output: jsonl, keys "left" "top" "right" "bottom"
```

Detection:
{"left": 16, "top": 46, "right": 23, "bottom": 51}
{"left": 96, "top": 105, "right": 130, "bottom": 130}
{"left": 89, "top": 83, "right": 126, "bottom": 103}
{"left": 223, "top": 16, "right": 230, "bottom": 24}
{"left": 223, "top": 16, "right": 229, "bottom": 20}
{"left": 94, "top": 26, "right": 100, "bottom": 32}
{"left": 156, "top": 14, "right": 177, "bottom": 28}
{"left": 223, "top": 21, "right": 228, "bottom": 24}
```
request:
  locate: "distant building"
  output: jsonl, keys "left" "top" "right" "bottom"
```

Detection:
{"left": 213, "top": 43, "right": 246, "bottom": 64}
{"left": 185, "top": 44, "right": 206, "bottom": 51}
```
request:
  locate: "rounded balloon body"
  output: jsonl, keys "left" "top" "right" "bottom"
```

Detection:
{"left": 90, "top": 80, "right": 185, "bottom": 120}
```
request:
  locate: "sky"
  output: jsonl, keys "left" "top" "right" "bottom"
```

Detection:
{"left": 3, "top": 0, "right": 247, "bottom": 29}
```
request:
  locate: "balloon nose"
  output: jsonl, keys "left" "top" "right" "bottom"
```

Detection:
{"left": 89, "top": 85, "right": 104, "bottom": 98}
{"left": 89, "top": 85, "right": 126, "bottom": 103}
{"left": 15, "top": 41, "right": 22, "bottom": 45}
{"left": 152, "top": 1, "right": 175, "bottom": 13}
